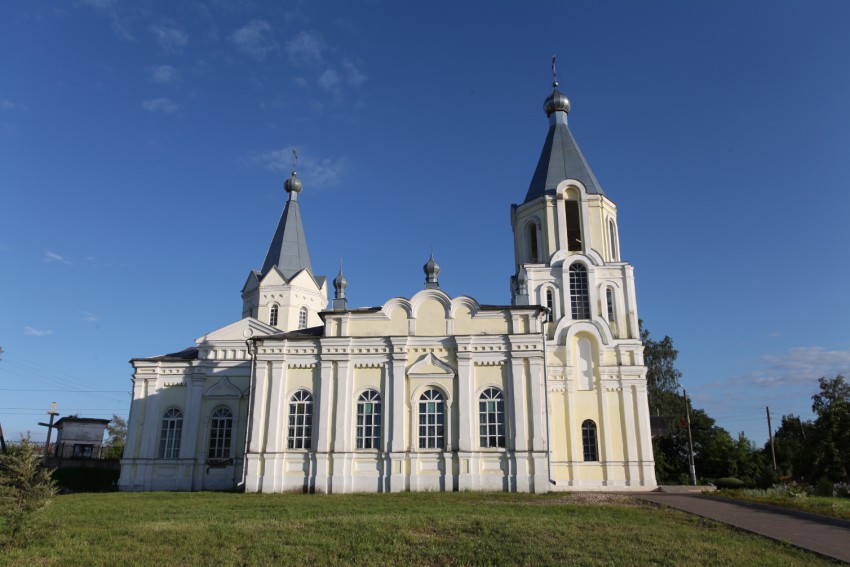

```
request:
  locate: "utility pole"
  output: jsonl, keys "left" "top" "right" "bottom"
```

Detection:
{"left": 37, "top": 402, "right": 59, "bottom": 458}
{"left": 766, "top": 406, "right": 777, "bottom": 471}
{"left": 683, "top": 388, "right": 697, "bottom": 486}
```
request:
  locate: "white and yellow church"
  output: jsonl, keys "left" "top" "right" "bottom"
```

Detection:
{"left": 119, "top": 73, "right": 657, "bottom": 493}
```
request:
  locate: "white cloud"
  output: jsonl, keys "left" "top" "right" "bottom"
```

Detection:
{"left": 44, "top": 250, "right": 71, "bottom": 265}
{"left": 1, "top": 99, "right": 17, "bottom": 110}
{"left": 741, "top": 346, "right": 850, "bottom": 388}
{"left": 150, "top": 23, "right": 188, "bottom": 53}
{"left": 24, "top": 326, "right": 53, "bottom": 337}
{"left": 148, "top": 65, "right": 179, "bottom": 84}
{"left": 318, "top": 69, "right": 341, "bottom": 92}
{"left": 81, "top": 0, "right": 133, "bottom": 40}
{"left": 247, "top": 147, "right": 346, "bottom": 189}
{"left": 142, "top": 98, "right": 179, "bottom": 114}
{"left": 79, "top": 311, "right": 99, "bottom": 322}
{"left": 230, "top": 20, "right": 277, "bottom": 60}
{"left": 343, "top": 59, "right": 367, "bottom": 87}
{"left": 284, "top": 31, "right": 324, "bottom": 66}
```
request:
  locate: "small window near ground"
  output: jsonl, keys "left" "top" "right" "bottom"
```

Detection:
{"left": 159, "top": 408, "right": 183, "bottom": 459}
{"left": 418, "top": 389, "right": 445, "bottom": 450}
{"left": 479, "top": 388, "right": 506, "bottom": 448}
{"left": 356, "top": 390, "right": 382, "bottom": 450}
{"left": 582, "top": 419, "right": 599, "bottom": 461}
{"left": 288, "top": 390, "right": 313, "bottom": 449}
{"left": 208, "top": 406, "right": 233, "bottom": 459}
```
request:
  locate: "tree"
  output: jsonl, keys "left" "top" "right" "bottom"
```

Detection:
{"left": 809, "top": 375, "right": 850, "bottom": 482}
{"left": 640, "top": 320, "right": 682, "bottom": 417}
{"left": 0, "top": 437, "right": 58, "bottom": 548}
{"left": 103, "top": 415, "right": 127, "bottom": 460}
{"left": 770, "top": 414, "right": 815, "bottom": 481}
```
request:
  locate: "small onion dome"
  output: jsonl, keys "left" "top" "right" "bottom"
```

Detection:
{"left": 284, "top": 171, "right": 303, "bottom": 194}
{"left": 544, "top": 87, "right": 570, "bottom": 116}
{"left": 333, "top": 268, "right": 348, "bottom": 298}
{"left": 424, "top": 253, "right": 440, "bottom": 285}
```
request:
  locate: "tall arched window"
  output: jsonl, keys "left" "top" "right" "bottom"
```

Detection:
{"left": 287, "top": 390, "right": 313, "bottom": 449}
{"left": 582, "top": 420, "right": 598, "bottom": 462}
{"left": 208, "top": 406, "right": 233, "bottom": 459}
{"left": 269, "top": 304, "right": 279, "bottom": 326}
{"left": 418, "top": 389, "right": 445, "bottom": 449}
{"left": 479, "top": 388, "right": 505, "bottom": 448}
{"left": 569, "top": 263, "right": 590, "bottom": 320}
{"left": 159, "top": 408, "right": 183, "bottom": 459}
{"left": 564, "top": 200, "right": 582, "bottom": 251}
{"left": 527, "top": 222, "right": 539, "bottom": 263}
{"left": 545, "top": 289, "right": 554, "bottom": 322}
{"left": 356, "top": 390, "right": 382, "bottom": 449}
{"left": 606, "top": 288, "right": 615, "bottom": 322}
{"left": 298, "top": 307, "right": 308, "bottom": 329}
{"left": 608, "top": 219, "right": 618, "bottom": 261}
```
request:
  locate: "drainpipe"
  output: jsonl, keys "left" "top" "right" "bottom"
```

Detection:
{"left": 540, "top": 308, "right": 555, "bottom": 487}
{"left": 239, "top": 338, "right": 258, "bottom": 489}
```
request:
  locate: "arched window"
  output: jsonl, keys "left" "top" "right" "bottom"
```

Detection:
{"left": 564, "top": 200, "right": 582, "bottom": 251}
{"left": 479, "top": 388, "right": 506, "bottom": 448}
{"left": 608, "top": 219, "right": 618, "bottom": 261}
{"left": 159, "top": 408, "right": 183, "bottom": 459}
{"left": 298, "top": 307, "right": 308, "bottom": 329}
{"left": 208, "top": 406, "right": 233, "bottom": 459}
{"left": 356, "top": 390, "right": 382, "bottom": 449}
{"left": 527, "top": 222, "right": 539, "bottom": 263}
{"left": 418, "top": 389, "right": 445, "bottom": 449}
{"left": 582, "top": 420, "right": 599, "bottom": 461}
{"left": 287, "top": 390, "right": 313, "bottom": 449}
{"left": 569, "top": 263, "right": 590, "bottom": 320}
{"left": 545, "top": 289, "right": 554, "bottom": 322}
{"left": 606, "top": 288, "right": 615, "bottom": 322}
{"left": 269, "top": 304, "right": 279, "bottom": 326}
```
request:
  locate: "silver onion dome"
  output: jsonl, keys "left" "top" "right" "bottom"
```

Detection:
{"left": 424, "top": 253, "right": 440, "bottom": 288}
{"left": 333, "top": 267, "right": 348, "bottom": 298}
{"left": 544, "top": 86, "right": 571, "bottom": 116}
{"left": 284, "top": 171, "right": 303, "bottom": 194}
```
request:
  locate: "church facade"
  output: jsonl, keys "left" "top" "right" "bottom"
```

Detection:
{"left": 118, "top": 76, "right": 657, "bottom": 493}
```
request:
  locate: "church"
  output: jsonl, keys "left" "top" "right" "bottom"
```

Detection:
{"left": 118, "top": 70, "right": 657, "bottom": 493}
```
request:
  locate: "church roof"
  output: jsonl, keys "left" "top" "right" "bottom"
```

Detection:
{"left": 524, "top": 113, "right": 605, "bottom": 203}
{"left": 261, "top": 184, "right": 313, "bottom": 279}
{"left": 132, "top": 346, "right": 199, "bottom": 362}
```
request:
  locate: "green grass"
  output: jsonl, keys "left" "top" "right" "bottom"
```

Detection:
{"left": 716, "top": 488, "right": 850, "bottom": 521}
{"left": 0, "top": 492, "right": 839, "bottom": 566}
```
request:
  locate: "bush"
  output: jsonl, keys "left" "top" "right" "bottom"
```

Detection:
{"left": 714, "top": 477, "right": 746, "bottom": 489}
{"left": 0, "top": 437, "right": 58, "bottom": 548}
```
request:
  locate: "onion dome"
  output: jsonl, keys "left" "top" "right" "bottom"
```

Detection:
{"left": 544, "top": 86, "right": 571, "bottom": 116}
{"left": 333, "top": 266, "right": 348, "bottom": 299}
{"left": 424, "top": 253, "right": 440, "bottom": 289}
{"left": 284, "top": 171, "right": 303, "bottom": 194}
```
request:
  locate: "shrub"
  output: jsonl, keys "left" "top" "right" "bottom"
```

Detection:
{"left": 0, "top": 437, "right": 58, "bottom": 548}
{"left": 714, "top": 477, "right": 746, "bottom": 489}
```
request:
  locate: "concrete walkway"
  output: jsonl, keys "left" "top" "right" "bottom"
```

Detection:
{"left": 639, "top": 493, "right": 850, "bottom": 563}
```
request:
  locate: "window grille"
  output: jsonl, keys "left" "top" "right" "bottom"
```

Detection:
{"left": 159, "top": 408, "right": 183, "bottom": 459}
{"left": 356, "top": 390, "right": 382, "bottom": 449}
{"left": 569, "top": 263, "right": 590, "bottom": 320}
{"left": 298, "top": 307, "right": 308, "bottom": 329}
{"left": 287, "top": 390, "right": 313, "bottom": 449}
{"left": 418, "top": 389, "right": 445, "bottom": 450}
{"left": 208, "top": 406, "right": 233, "bottom": 459}
{"left": 546, "top": 289, "right": 554, "bottom": 322}
{"left": 479, "top": 388, "right": 506, "bottom": 448}
{"left": 582, "top": 419, "right": 599, "bottom": 461}
{"left": 269, "top": 304, "right": 278, "bottom": 326}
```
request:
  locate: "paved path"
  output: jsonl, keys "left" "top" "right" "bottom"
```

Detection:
{"left": 639, "top": 493, "right": 850, "bottom": 563}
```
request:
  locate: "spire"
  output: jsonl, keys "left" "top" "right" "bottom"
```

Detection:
{"left": 423, "top": 253, "right": 440, "bottom": 289}
{"left": 332, "top": 259, "right": 348, "bottom": 311}
{"left": 524, "top": 57, "right": 604, "bottom": 203}
{"left": 261, "top": 148, "right": 313, "bottom": 279}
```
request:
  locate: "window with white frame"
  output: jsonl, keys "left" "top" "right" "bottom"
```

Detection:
{"left": 479, "top": 388, "right": 506, "bottom": 448}
{"left": 545, "top": 289, "right": 554, "bottom": 322}
{"left": 208, "top": 406, "right": 233, "bottom": 459}
{"left": 582, "top": 419, "right": 599, "bottom": 461}
{"left": 606, "top": 288, "right": 615, "bottom": 322}
{"left": 269, "top": 304, "right": 279, "bottom": 326}
{"left": 356, "top": 389, "right": 382, "bottom": 449}
{"left": 418, "top": 389, "right": 445, "bottom": 449}
{"left": 287, "top": 390, "right": 313, "bottom": 449}
{"left": 569, "top": 263, "right": 590, "bottom": 320}
{"left": 159, "top": 408, "right": 183, "bottom": 459}
{"left": 298, "top": 307, "right": 308, "bottom": 329}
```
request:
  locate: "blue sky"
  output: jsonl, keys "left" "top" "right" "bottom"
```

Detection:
{"left": 2, "top": 1, "right": 849, "bottom": 447}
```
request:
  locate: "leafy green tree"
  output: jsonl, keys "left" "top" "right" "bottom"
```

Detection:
{"left": 809, "top": 375, "right": 850, "bottom": 482}
{"left": 640, "top": 321, "right": 682, "bottom": 417}
{"left": 0, "top": 437, "right": 58, "bottom": 548}
{"left": 770, "top": 414, "right": 815, "bottom": 481}
{"left": 103, "top": 415, "right": 127, "bottom": 460}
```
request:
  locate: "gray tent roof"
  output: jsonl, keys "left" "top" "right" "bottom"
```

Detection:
{"left": 261, "top": 196, "right": 313, "bottom": 279}
{"left": 524, "top": 114, "right": 605, "bottom": 203}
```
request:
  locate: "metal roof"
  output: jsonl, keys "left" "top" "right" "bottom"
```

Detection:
{"left": 261, "top": 196, "right": 313, "bottom": 279}
{"left": 524, "top": 113, "right": 605, "bottom": 203}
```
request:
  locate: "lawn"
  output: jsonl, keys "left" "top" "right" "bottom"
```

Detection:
{"left": 715, "top": 489, "right": 850, "bottom": 521}
{"left": 0, "top": 492, "right": 838, "bottom": 566}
